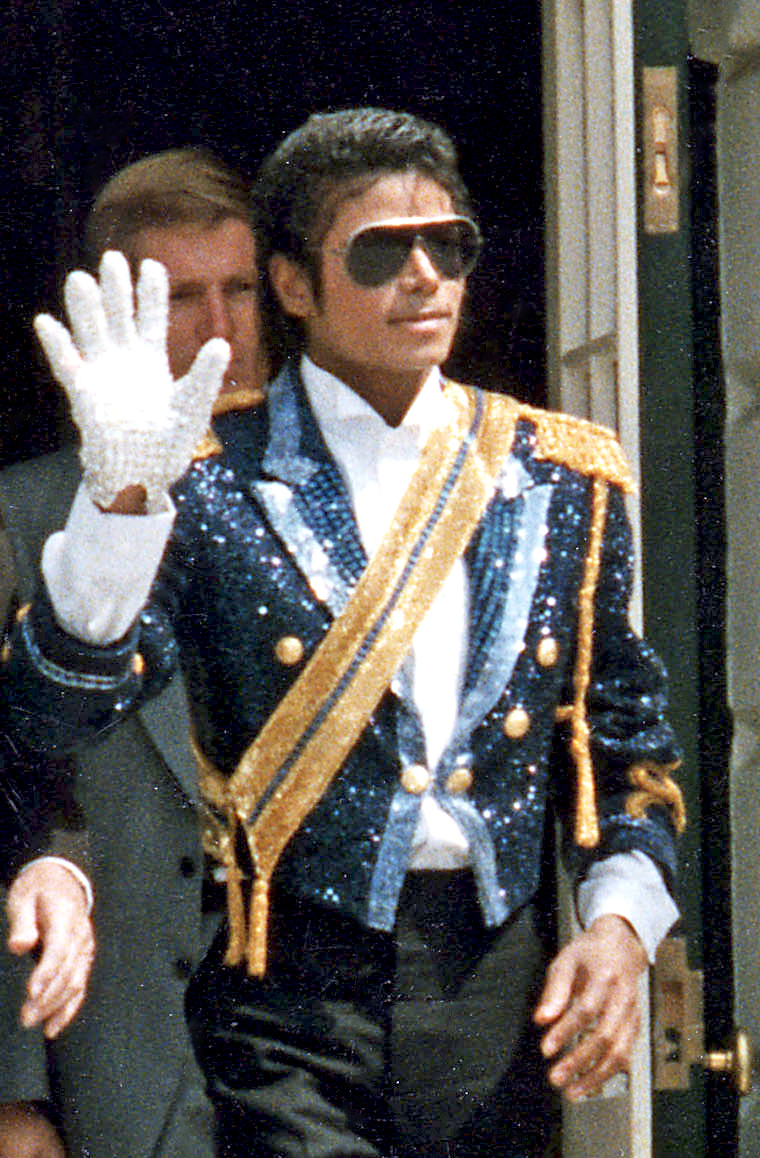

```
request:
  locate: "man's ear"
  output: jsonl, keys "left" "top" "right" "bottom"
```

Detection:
{"left": 268, "top": 254, "right": 316, "bottom": 319}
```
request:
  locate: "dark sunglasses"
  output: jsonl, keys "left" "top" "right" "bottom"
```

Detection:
{"left": 341, "top": 216, "right": 483, "bottom": 288}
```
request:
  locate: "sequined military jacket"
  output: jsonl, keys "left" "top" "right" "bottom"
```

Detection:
{"left": 1, "top": 363, "right": 684, "bottom": 945}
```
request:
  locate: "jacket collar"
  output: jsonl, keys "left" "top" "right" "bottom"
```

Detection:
{"left": 260, "top": 362, "right": 335, "bottom": 486}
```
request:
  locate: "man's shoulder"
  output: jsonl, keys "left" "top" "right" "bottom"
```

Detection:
{"left": 0, "top": 444, "right": 80, "bottom": 555}
{"left": 191, "top": 391, "right": 269, "bottom": 466}
{"left": 464, "top": 386, "right": 635, "bottom": 493}
{"left": 0, "top": 443, "right": 79, "bottom": 494}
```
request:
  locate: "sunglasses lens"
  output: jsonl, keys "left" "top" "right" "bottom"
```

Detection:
{"left": 424, "top": 221, "right": 482, "bottom": 279}
{"left": 345, "top": 231, "right": 412, "bottom": 287}
{"left": 345, "top": 219, "right": 481, "bottom": 287}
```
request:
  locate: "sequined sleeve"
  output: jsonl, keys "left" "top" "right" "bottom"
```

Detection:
{"left": 559, "top": 485, "right": 684, "bottom": 887}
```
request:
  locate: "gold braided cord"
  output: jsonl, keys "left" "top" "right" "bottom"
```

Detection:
{"left": 568, "top": 476, "right": 609, "bottom": 848}
{"left": 626, "top": 760, "right": 686, "bottom": 835}
{"left": 223, "top": 814, "right": 247, "bottom": 966}
{"left": 190, "top": 734, "right": 248, "bottom": 964}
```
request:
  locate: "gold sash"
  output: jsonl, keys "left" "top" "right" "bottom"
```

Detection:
{"left": 200, "top": 383, "right": 521, "bottom": 974}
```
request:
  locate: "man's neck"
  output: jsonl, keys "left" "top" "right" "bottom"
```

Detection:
{"left": 304, "top": 353, "right": 435, "bottom": 428}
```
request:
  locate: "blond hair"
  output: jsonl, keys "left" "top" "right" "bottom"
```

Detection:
{"left": 85, "top": 147, "right": 252, "bottom": 268}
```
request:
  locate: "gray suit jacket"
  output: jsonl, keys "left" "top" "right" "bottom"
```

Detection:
{"left": 0, "top": 447, "right": 218, "bottom": 1158}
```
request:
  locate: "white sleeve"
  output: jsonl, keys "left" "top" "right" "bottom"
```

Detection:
{"left": 575, "top": 850, "right": 679, "bottom": 963}
{"left": 41, "top": 483, "right": 174, "bottom": 645}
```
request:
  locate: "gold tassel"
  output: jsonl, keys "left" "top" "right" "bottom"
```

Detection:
{"left": 223, "top": 812, "right": 247, "bottom": 967}
{"left": 246, "top": 876, "right": 271, "bottom": 977}
{"left": 570, "top": 719, "right": 600, "bottom": 847}
{"left": 626, "top": 761, "right": 686, "bottom": 834}
{"left": 568, "top": 477, "right": 608, "bottom": 848}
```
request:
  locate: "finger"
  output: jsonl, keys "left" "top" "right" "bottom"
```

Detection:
{"left": 26, "top": 909, "right": 92, "bottom": 1005}
{"left": 135, "top": 258, "right": 170, "bottom": 353}
{"left": 545, "top": 972, "right": 640, "bottom": 1093}
{"left": 533, "top": 946, "right": 578, "bottom": 1028}
{"left": 42, "top": 984, "right": 88, "bottom": 1039}
{"left": 35, "top": 928, "right": 94, "bottom": 1036}
{"left": 175, "top": 337, "right": 230, "bottom": 414}
{"left": 23, "top": 922, "right": 94, "bottom": 1027}
{"left": 100, "top": 250, "right": 138, "bottom": 347}
{"left": 539, "top": 968, "right": 612, "bottom": 1060}
{"left": 5, "top": 889, "right": 40, "bottom": 957}
{"left": 63, "top": 269, "right": 110, "bottom": 361}
{"left": 554, "top": 1010, "right": 639, "bottom": 1100}
{"left": 33, "top": 314, "right": 83, "bottom": 395}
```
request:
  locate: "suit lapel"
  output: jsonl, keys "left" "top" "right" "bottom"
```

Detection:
{"left": 136, "top": 676, "right": 201, "bottom": 805}
{"left": 249, "top": 364, "right": 367, "bottom": 617}
{"left": 448, "top": 453, "right": 555, "bottom": 754}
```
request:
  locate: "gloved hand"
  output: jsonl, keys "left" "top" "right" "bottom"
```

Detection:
{"left": 34, "top": 250, "right": 230, "bottom": 512}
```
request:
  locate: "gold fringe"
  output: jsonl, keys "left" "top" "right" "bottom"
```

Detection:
{"left": 223, "top": 811, "right": 247, "bottom": 966}
{"left": 524, "top": 405, "right": 635, "bottom": 493}
{"left": 568, "top": 477, "right": 608, "bottom": 848}
{"left": 626, "top": 760, "right": 686, "bottom": 834}
{"left": 247, "top": 876, "right": 271, "bottom": 978}
{"left": 192, "top": 428, "right": 223, "bottom": 460}
{"left": 212, "top": 385, "right": 266, "bottom": 416}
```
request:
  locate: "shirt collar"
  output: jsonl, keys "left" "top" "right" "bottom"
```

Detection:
{"left": 300, "top": 355, "right": 447, "bottom": 452}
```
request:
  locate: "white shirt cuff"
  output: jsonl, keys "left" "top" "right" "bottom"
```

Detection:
{"left": 576, "top": 850, "right": 679, "bottom": 963}
{"left": 42, "top": 483, "right": 174, "bottom": 645}
{"left": 16, "top": 856, "right": 94, "bottom": 913}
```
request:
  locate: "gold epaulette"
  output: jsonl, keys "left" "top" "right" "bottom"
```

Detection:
{"left": 192, "top": 386, "right": 267, "bottom": 461}
{"left": 515, "top": 402, "right": 635, "bottom": 493}
{"left": 212, "top": 385, "right": 266, "bottom": 416}
{"left": 192, "top": 429, "right": 224, "bottom": 460}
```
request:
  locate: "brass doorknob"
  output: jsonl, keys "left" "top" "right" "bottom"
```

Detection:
{"left": 704, "top": 1029, "right": 753, "bottom": 1095}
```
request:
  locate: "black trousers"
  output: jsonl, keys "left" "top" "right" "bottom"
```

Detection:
{"left": 186, "top": 872, "right": 560, "bottom": 1158}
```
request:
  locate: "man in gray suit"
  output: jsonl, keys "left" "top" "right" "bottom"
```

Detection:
{"left": 0, "top": 147, "right": 268, "bottom": 1158}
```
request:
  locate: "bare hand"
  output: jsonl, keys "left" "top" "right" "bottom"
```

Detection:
{"left": 6, "top": 861, "right": 96, "bottom": 1038}
{"left": 533, "top": 914, "right": 648, "bottom": 1101}
{"left": 0, "top": 1102, "right": 65, "bottom": 1158}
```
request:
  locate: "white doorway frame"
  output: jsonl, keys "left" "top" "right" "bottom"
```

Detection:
{"left": 543, "top": 1, "right": 650, "bottom": 1153}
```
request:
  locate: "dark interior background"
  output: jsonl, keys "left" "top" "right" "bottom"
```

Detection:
{"left": 0, "top": 0, "right": 545, "bottom": 467}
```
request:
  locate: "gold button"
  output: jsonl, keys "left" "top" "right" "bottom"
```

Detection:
{"left": 15, "top": 602, "right": 31, "bottom": 623}
{"left": 275, "top": 636, "right": 304, "bottom": 666}
{"left": 503, "top": 707, "right": 531, "bottom": 740}
{"left": 131, "top": 652, "right": 145, "bottom": 677}
{"left": 536, "top": 636, "right": 560, "bottom": 668}
{"left": 400, "top": 763, "right": 430, "bottom": 794}
{"left": 446, "top": 768, "right": 473, "bottom": 794}
{"left": 1, "top": 641, "right": 10, "bottom": 664}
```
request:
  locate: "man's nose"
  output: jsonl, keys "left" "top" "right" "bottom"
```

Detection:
{"left": 398, "top": 241, "right": 440, "bottom": 291}
{"left": 202, "top": 289, "right": 232, "bottom": 339}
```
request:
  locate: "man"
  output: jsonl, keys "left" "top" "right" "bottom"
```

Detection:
{"left": 0, "top": 146, "right": 268, "bottom": 1158}
{"left": 0, "top": 109, "right": 684, "bottom": 1157}
{"left": 1, "top": 541, "right": 95, "bottom": 1158}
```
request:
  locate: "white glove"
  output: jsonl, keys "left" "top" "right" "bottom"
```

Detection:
{"left": 34, "top": 250, "right": 230, "bottom": 512}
